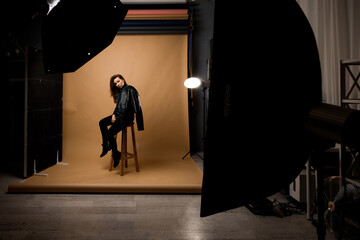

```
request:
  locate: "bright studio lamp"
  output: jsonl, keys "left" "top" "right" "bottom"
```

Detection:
{"left": 184, "top": 77, "right": 202, "bottom": 89}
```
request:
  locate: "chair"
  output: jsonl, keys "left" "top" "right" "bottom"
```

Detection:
{"left": 109, "top": 122, "right": 140, "bottom": 176}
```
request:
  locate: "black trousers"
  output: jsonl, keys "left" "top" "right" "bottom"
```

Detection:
{"left": 99, "top": 115, "right": 124, "bottom": 152}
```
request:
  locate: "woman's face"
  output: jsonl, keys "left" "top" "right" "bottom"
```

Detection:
{"left": 114, "top": 77, "right": 125, "bottom": 89}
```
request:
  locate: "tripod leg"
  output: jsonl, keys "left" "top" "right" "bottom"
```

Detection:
{"left": 182, "top": 151, "right": 191, "bottom": 160}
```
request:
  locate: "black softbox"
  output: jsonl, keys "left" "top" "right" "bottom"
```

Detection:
{"left": 42, "top": 0, "right": 128, "bottom": 73}
{"left": 201, "top": 1, "right": 322, "bottom": 217}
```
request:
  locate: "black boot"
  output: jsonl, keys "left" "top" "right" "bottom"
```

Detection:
{"left": 112, "top": 150, "right": 121, "bottom": 168}
{"left": 100, "top": 143, "right": 111, "bottom": 158}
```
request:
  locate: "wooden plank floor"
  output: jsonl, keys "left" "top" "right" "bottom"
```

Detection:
{"left": 0, "top": 159, "right": 337, "bottom": 240}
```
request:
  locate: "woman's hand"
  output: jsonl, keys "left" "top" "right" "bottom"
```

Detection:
{"left": 111, "top": 114, "right": 116, "bottom": 123}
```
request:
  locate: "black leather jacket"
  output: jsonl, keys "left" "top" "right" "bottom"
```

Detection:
{"left": 113, "top": 85, "right": 144, "bottom": 131}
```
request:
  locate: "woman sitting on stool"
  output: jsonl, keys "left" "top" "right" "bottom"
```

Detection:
{"left": 99, "top": 74, "right": 144, "bottom": 168}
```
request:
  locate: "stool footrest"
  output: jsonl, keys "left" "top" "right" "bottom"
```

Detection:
{"left": 124, "top": 153, "right": 135, "bottom": 158}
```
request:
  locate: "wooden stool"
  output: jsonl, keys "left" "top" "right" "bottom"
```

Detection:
{"left": 109, "top": 123, "right": 140, "bottom": 176}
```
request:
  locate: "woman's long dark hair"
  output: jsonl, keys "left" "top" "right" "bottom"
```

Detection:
{"left": 109, "top": 74, "right": 127, "bottom": 103}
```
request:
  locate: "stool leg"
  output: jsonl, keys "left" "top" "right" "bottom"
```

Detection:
{"left": 120, "top": 129, "right": 126, "bottom": 176}
{"left": 131, "top": 124, "right": 140, "bottom": 172}
{"left": 124, "top": 128, "right": 128, "bottom": 168}
{"left": 109, "top": 156, "right": 113, "bottom": 171}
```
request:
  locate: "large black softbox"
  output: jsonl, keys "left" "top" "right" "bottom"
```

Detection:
{"left": 42, "top": 0, "right": 127, "bottom": 73}
{"left": 201, "top": 1, "right": 322, "bottom": 217}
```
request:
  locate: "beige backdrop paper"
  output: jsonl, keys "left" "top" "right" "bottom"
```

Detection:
{"left": 8, "top": 34, "right": 203, "bottom": 193}
{"left": 63, "top": 34, "right": 190, "bottom": 155}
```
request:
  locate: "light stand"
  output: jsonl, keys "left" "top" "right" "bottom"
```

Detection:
{"left": 183, "top": 78, "right": 207, "bottom": 160}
